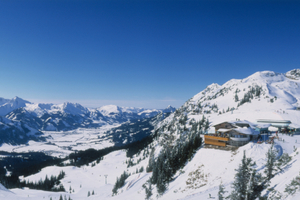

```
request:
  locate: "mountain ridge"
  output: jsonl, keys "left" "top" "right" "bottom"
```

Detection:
{"left": 0, "top": 98, "right": 176, "bottom": 145}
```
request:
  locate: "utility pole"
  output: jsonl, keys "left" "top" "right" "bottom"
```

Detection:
{"left": 104, "top": 175, "right": 108, "bottom": 184}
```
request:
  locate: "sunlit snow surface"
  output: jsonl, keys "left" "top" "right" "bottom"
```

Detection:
{"left": 0, "top": 124, "right": 118, "bottom": 157}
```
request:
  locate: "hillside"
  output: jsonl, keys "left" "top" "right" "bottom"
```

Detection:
{"left": 110, "top": 69, "right": 300, "bottom": 200}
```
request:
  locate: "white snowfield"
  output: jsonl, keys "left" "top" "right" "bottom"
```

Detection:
{"left": 0, "top": 125, "right": 118, "bottom": 158}
{"left": 1, "top": 134, "right": 299, "bottom": 200}
{"left": 1, "top": 69, "right": 300, "bottom": 199}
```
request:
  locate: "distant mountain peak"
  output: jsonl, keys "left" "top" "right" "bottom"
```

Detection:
{"left": 12, "top": 96, "right": 31, "bottom": 105}
{"left": 163, "top": 105, "right": 176, "bottom": 113}
{"left": 0, "top": 97, "right": 31, "bottom": 116}
{"left": 59, "top": 102, "right": 89, "bottom": 115}
{"left": 98, "top": 105, "right": 122, "bottom": 115}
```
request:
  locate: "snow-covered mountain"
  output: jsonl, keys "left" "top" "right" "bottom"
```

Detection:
{"left": 0, "top": 96, "right": 31, "bottom": 116}
{"left": 148, "top": 69, "right": 300, "bottom": 156}
{"left": 0, "top": 115, "right": 45, "bottom": 145}
{"left": 1, "top": 98, "right": 175, "bottom": 131}
{"left": 0, "top": 97, "right": 175, "bottom": 145}
{"left": 1, "top": 69, "right": 300, "bottom": 200}
{"left": 172, "top": 69, "right": 300, "bottom": 126}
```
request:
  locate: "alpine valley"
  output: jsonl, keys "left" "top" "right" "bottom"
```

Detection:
{"left": 1, "top": 69, "right": 300, "bottom": 200}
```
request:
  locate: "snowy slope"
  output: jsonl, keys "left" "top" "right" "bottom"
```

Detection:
{"left": 159, "top": 69, "right": 300, "bottom": 130}
{"left": 189, "top": 70, "right": 300, "bottom": 118}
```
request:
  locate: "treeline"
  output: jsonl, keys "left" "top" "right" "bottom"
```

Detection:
{"left": 0, "top": 130, "right": 156, "bottom": 190}
{"left": 0, "top": 151, "right": 63, "bottom": 189}
{"left": 148, "top": 131, "right": 202, "bottom": 195}
{"left": 237, "top": 85, "right": 262, "bottom": 107}
{"left": 145, "top": 116, "right": 208, "bottom": 196}
{"left": 67, "top": 131, "right": 156, "bottom": 167}
{"left": 20, "top": 170, "right": 66, "bottom": 192}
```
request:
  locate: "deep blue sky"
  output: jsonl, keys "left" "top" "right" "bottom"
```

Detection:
{"left": 1, "top": 0, "right": 299, "bottom": 109}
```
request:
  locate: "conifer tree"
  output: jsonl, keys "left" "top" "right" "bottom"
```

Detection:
{"left": 230, "top": 151, "right": 255, "bottom": 200}
{"left": 143, "top": 180, "right": 153, "bottom": 200}
{"left": 235, "top": 93, "right": 239, "bottom": 102}
{"left": 230, "top": 151, "right": 266, "bottom": 200}
{"left": 264, "top": 145, "right": 277, "bottom": 181}
{"left": 218, "top": 182, "right": 226, "bottom": 200}
{"left": 245, "top": 169, "right": 264, "bottom": 200}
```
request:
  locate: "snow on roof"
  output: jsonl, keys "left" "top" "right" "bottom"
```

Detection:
{"left": 257, "top": 119, "right": 292, "bottom": 124}
{"left": 232, "top": 120, "right": 258, "bottom": 128}
{"left": 217, "top": 128, "right": 232, "bottom": 133}
{"left": 256, "top": 123, "right": 272, "bottom": 129}
{"left": 234, "top": 127, "right": 259, "bottom": 135}
{"left": 268, "top": 126, "right": 278, "bottom": 132}
{"left": 212, "top": 121, "right": 230, "bottom": 127}
{"left": 289, "top": 123, "right": 300, "bottom": 129}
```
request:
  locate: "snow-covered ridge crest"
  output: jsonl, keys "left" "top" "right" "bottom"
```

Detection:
{"left": 285, "top": 69, "right": 300, "bottom": 80}
{"left": 0, "top": 96, "right": 31, "bottom": 116}
{"left": 24, "top": 102, "right": 89, "bottom": 117}
{"left": 97, "top": 105, "right": 123, "bottom": 115}
{"left": 96, "top": 104, "right": 165, "bottom": 117}
{"left": 189, "top": 69, "right": 300, "bottom": 112}
{"left": 243, "top": 70, "right": 284, "bottom": 83}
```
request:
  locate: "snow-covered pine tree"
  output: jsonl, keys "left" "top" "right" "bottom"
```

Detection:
{"left": 230, "top": 151, "right": 255, "bottom": 200}
{"left": 264, "top": 145, "right": 277, "bottom": 181}
{"left": 245, "top": 169, "right": 264, "bottom": 200}
{"left": 142, "top": 180, "right": 153, "bottom": 199}
{"left": 275, "top": 153, "right": 292, "bottom": 172}
{"left": 235, "top": 93, "right": 239, "bottom": 102}
{"left": 284, "top": 172, "right": 300, "bottom": 195}
{"left": 218, "top": 182, "right": 226, "bottom": 200}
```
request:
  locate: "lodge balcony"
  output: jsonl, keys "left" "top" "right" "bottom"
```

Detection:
{"left": 204, "top": 135, "right": 229, "bottom": 147}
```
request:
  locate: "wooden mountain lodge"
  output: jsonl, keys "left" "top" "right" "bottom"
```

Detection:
{"left": 205, "top": 121, "right": 259, "bottom": 147}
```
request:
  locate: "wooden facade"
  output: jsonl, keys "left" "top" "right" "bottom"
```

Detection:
{"left": 206, "top": 121, "right": 257, "bottom": 147}
{"left": 204, "top": 135, "right": 229, "bottom": 147}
